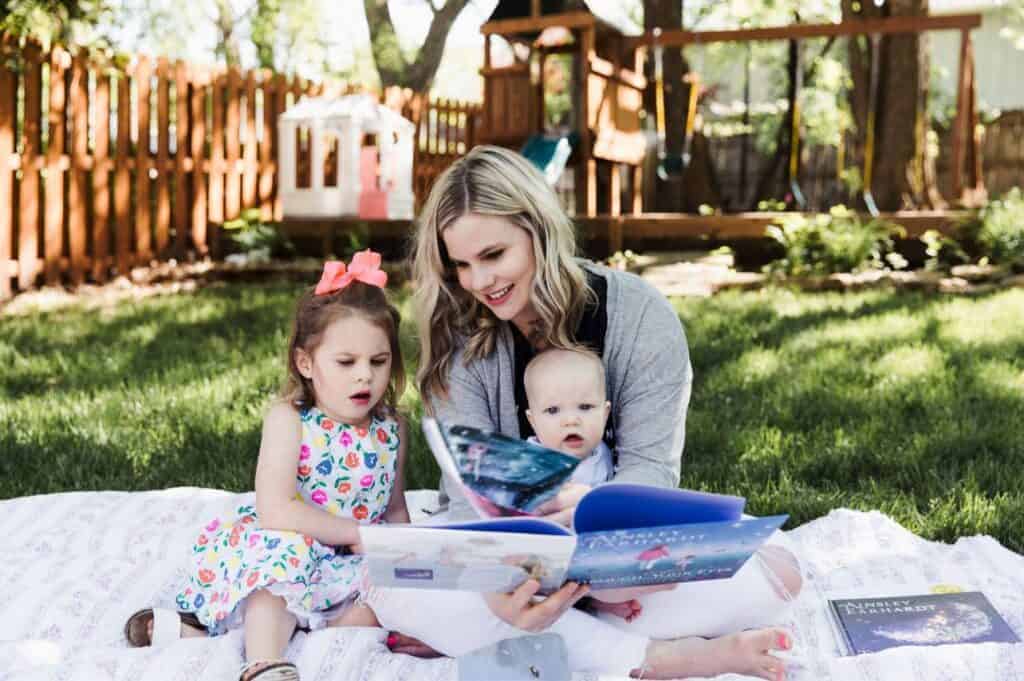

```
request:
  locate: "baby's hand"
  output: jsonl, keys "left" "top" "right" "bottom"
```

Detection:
{"left": 588, "top": 597, "right": 643, "bottom": 622}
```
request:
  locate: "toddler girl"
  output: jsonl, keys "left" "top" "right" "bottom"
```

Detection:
{"left": 125, "top": 251, "right": 410, "bottom": 681}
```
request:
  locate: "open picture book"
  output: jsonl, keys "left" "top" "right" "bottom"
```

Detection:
{"left": 361, "top": 418, "right": 788, "bottom": 593}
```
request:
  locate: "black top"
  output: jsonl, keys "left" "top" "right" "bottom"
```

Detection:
{"left": 511, "top": 269, "right": 610, "bottom": 445}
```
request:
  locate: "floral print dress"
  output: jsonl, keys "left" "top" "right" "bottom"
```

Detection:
{"left": 175, "top": 407, "right": 400, "bottom": 634}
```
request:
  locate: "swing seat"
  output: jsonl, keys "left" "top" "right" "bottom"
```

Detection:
{"left": 521, "top": 134, "right": 576, "bottom": 185}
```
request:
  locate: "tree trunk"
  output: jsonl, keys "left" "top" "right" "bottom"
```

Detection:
{"left": 214, "top": 0, "right": 241, "bottom": 67}
{"left": 364, "top": 0, "right": 470, "bottom": 92}
{"left": 252, "top": 0, "right": 280, "bottom": 70}
{"left": 843, "top": 0, "right": 935, "bottom": 210}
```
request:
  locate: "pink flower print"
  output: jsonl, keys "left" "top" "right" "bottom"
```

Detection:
{"left": 248, "top": 534, "right": 262, "bottom": 548}
{"left": 299, "top": 444, "right": 311, "bottom": 461}
{"left": 311, "top": 489, "right": 329, "bottom": 505}
{"left": 197, "top": 534, "right": 208, "bottom": 546}
{"left": 360, "top": 474, "right": 374, "bottom": 488}
{"left": 205, "top": 519, "right": 220, "bottom": 532}
{"left": 377, "top": 427, "right": 389, "bottom": 444}
{"left": 340, "top": 431, "right": 353, "bottom": 448}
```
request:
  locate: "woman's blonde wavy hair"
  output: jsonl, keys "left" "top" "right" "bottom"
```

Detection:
{"left": 410, "top": 145, "right": 593, "bottom": 408}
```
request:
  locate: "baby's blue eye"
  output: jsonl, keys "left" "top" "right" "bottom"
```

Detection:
{"left": 543, "top": 406, "right": 559, "bottom": 415}
{"left": 579, "top": 404, "right": 594, "bottom": 411}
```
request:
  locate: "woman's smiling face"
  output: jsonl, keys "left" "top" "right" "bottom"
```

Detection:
{"left": 442, "top": 213, "right": 537, "bottom": 332}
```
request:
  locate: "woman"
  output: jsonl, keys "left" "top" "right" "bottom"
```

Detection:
{"left": 367, "top": 146, "right": 800, "bottom": 680}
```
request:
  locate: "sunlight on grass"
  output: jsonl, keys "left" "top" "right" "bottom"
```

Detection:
{"left": 3, "top": 282, "right": 1024, "bottom": 551}
{"left": 937, "top": 290, "right": 1024, "bottom": 347}
{"left": 871, "top": 345, "right": 948, "bottom": 388}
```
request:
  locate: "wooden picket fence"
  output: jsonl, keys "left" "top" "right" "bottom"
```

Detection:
{"left": 0, "top": 36, "right": 481, "bottom": 300}
{"left": 409, "top": 97, "right": 480, "bottom": 206}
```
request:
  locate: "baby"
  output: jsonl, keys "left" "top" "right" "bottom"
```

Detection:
{"left": 524, "top": 346, "right": 673, "bottom": 622}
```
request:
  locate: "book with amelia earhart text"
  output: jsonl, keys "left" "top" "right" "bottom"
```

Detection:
{"left": 827, "top": 591, "right": 1020, "bottom": 655}
{"left": 360, "top": 418, "right": 788, "bottom": 593}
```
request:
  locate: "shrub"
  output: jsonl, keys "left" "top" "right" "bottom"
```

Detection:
{"left": 764, "top": 205, "right": 906, "bottom": 276}
{"left": 962, "top": 188, "right": 1024, "bottom": 270}
{"left": 223, "top": 209, "right": 295, "bottom": 262}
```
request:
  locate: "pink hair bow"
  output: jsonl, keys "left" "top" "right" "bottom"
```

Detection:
{"left": 314, "top": 250, "right": 388, "bottom": 295}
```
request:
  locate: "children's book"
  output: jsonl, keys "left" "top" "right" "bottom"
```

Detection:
{"left": 363, "top": 419, "right": 788, "bottom": 593}
{"left": 827, "top": 592, "right": 1020, "bottom": 655}
{"left": 422, "top": 417, "right": 581, "bottom": 517}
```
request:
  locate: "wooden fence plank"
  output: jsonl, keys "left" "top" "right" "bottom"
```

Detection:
{"left": 114, "top": 64, "right": 132, "bottom": 276}
{"left": 19, "top": 43, "right": 42, "bottom": 290}
{"left": 225, "top": 66, "right": 240, "bottom": 221}
{"left": 190, "top": 68, "right": 207, "bottom": 254}
{"left": 92, "top": 66, "right": 110, "bottom": 282}
{"left": 209, "top": 69, "right": 225, "bottom": 230}
{"left": 258, "top": 70, "right": 274, "bottom": 221}
{"left": 44, "top": 48, "right": 67, "bottom": 285}
{"left": 0, "top": 36, "right": 16, "bottom": 299}
{"left": 154, "top": 58, "right": 170, "bottom": 255}
{"left": 134, "top": 55, "right": 152, "bottom": 260}
{"left": 242, "top": 70, "right": 257, "bottom": 209}
{"left": 174, "top": 60, "right": 188, "bottom": 255}
{"left": 272, "top": 73, "right": 287, "bottom": 220}
{"left": 68, "top": 55, "right": 88, "bottom": 285}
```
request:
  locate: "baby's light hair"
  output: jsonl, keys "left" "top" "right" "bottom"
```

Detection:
{"left": 524, "top": 345, "right": 605, "bottom": 407}
{"left": 281, "top": 280, "right": 405, "bottom": 414}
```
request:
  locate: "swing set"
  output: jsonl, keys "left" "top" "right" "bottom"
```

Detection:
{"left": 477, "top": 2, "right": 984, "bottom": 252}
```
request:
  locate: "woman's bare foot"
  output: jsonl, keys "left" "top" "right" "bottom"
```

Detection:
{"left": 633, "top": 628, "right": 793, "bottom": 681}
{"left": 589, "top": 598, "right": 643, "bottom": 622}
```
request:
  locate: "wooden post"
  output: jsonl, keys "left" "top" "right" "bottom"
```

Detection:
{"left": 134, "top": 56, "right": 152, "bottom": 261}
{"left": 154, "top": 58, "right": 171, "bottom": 256}
{"left": 68, "top": 55, "right": 88, "bottom": 285}
{"left": 258, "top": 70, "right": 275, "bottom": 222}
{"left": 950, "top": 29, "right": 969, "bottom": 201}
{"left": 632, "top": 164, "right": 643, "bottom": 214}
{"left": 225, "top": 66, "right": 241, "bottom": 222}
{"left": 19, "top": 43, "right": 42, "bottom": 291}
{"left": 243, "top": 70, "right": 258, "bottom": 209}
{"left": 92, "top": 65, "right": 111, "bottom": 283}
{"left": 272, "top": 73, "right": 287, "bottom": 221}
{"left": 209, "top": 69, "right": 225, "bottom": 243}
{"left": 114, "top": 64, "right": 132, "bottom": 276}
{"left": 482, "top": 34, "right": 491, "bottom": 143}
{"left": 610, "top": 163, "right": 621, "bottom": 217}
{"left": 190, "top": 69, "right": 208, "bottom": 254}
{"left": 44, "top": 48, "right": 67, "bottom": 285}
{"left": 0, "top": 37, "right": 15, "bottom": 299}
{"left": 964, "top": 36, "right": 984, "bottom": 200}
{"left": 581, "top": 28, "right": 597, "bottom": 217}
{"left": 173, "top": 60, "right": 189, "bottom": 256}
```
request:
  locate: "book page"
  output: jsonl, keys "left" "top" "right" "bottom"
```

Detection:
{"left": 362, "top": 524, "right": 577, "bottom": 593}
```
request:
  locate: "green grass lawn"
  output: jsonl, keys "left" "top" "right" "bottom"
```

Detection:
{"left": 2, "top": 281, "right": 1022, "bottom": 552}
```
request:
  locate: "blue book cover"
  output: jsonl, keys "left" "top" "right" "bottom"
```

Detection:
{"left": 828, "top": 592, "right": 1021, "bottom": 655}
{"left": 423, "top": 418, "right": 580, "bottom": 516}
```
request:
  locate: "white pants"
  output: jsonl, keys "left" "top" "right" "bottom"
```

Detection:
{"left": 367, "top": 531, "right": 799, "bottom": 676}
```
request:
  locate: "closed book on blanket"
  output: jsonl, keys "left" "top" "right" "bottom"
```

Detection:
{"left": 363, "top": 420, "right": 786, "bottom": 593}
{"left": 827, "top": 592, "right": 1020, "bottom": 655}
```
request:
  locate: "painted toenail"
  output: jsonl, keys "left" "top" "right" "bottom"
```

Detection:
{"left": 777, "top": 633, "right": 789, "bottom": 649}
{"left": 386, "top": 633, "right": 397, "bottom": 648}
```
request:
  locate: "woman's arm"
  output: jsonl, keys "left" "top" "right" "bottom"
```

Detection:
{"left": 381, "top": 415, "right": 411, "bottom": 524}
{"left": 254, "top": 401, "right": 362, "bottom": 546}
{"left": 610, "top": 289, "right": 691, "bottom": 488}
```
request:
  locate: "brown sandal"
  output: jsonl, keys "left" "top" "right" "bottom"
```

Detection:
{"left": 123, "top": 608, "right": 205, "bottom": 647}
{"left": 238, "top": 660, "right": 299, "bottom": 681}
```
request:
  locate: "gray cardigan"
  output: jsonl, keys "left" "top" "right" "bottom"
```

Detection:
{"left": 433, "top": 262, "right": 693, "bottom": 520}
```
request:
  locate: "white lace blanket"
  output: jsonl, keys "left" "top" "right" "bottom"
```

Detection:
{"left": 2, "top": 489, "right": 1023, "bottom": 681}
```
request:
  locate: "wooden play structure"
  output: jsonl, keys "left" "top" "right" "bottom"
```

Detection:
{"left": 475, "top": 2, "right": 987, "bottom": 253}
{"left": 479, "top": 0, "right": 649, "bottom": 217}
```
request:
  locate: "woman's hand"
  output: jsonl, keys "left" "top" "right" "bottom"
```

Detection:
{"left": 482, "top": 579, "right": 590, "bottom": 633}
{"left": 534, "top": 483, "right": 591, "bottom": 527}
